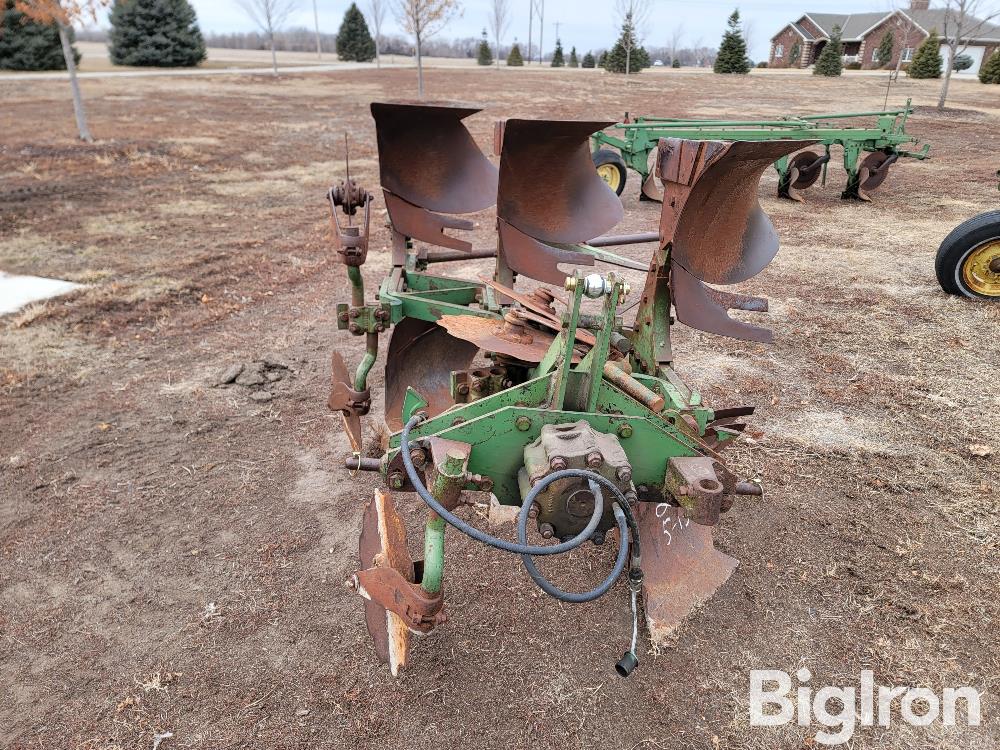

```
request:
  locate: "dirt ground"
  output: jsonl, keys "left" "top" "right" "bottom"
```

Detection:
{"left": 1, "top": 66, "right": 999, "bottom": 750}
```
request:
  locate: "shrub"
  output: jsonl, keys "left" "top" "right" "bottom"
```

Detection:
{"left": 0, "top": 0, "right": 80, "bottom": 71}
{"left": 714, "top": 9, "right": 750, "bottom": 74}
{"left": 581, "top": 51, "right": 595, "bottom": 68}
{"left": 568, "top": 46, "right": 578, "bottom": 67}
{"left": 756, "top": 60, "right": 768, "bottom": 68}
{"left": 908, "top": 30, "right": 942, "bottom": 78}
{"left": 980, "top": 49, "right": 1000, "bottom": 83}
{"left": 477, "top": 34, "right": 492, "bottom": 66}
{"left": 953, "top": 53, "right": 973, "bottom": 71}
{"left": 551, "top": 38, "right": 564, "bottom": 67}
{"left": 813, "top": 25, "right": 843, "bottom": 76}
{"left": 506, "top": 43, "right": 523, "bottom": 66}
{"left": 109, "top": 0, "right": 206, "bottom": 67}
{"left": 335, "top": 2, "right": 376, "bottom": 63}
{"left": 603, "top": 13, "right": 648, "bottom": 73}
{"left": 876, "top": 31, "right": 894, "bottom": 68}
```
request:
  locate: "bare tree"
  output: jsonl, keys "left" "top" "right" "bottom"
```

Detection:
{"left": 312, "top": 0, "right": 321, "bottom": 59}
{"left": 742, "top": 18, "right": 754, "bottom": 62}
{"left": 938, "top": 0, "right": 1000, "bottom": 109}
{"left": 489, "top": 0, "right": 510, "bottom": 69}
{"left": 668, "top": 23, "right": 684, "bottom": 64}
{"left": 395, "top": 0, "right": 461, "bottom": 97}
{"left": 236, "top": 0, "right": 297, "bottom": 76}
{"left": 15, "top": 0, "right": 110, "bottom": 142}
{"left": 615, "top": 0, "right": 650, "bottom": 75}
{"left": 367, "top": 0, "right": 388, "bottom": 68}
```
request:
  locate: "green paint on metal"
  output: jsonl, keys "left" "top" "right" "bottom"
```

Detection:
{"left": 421, "top": 515, "right": 446, "bottom": 594}
{"left": 401, "top": 386, "right": 430, "bottom": 424}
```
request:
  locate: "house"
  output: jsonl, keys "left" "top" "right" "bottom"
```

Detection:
{"left": 768, "top": 0, "right": 1000, "bottom": 75}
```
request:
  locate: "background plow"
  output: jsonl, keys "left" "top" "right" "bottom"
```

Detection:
{"left": 591, "top": 100, "right": 930, "bottom": 202}
{"left": 330, "top": 102, "right": 811, "bottom": 677}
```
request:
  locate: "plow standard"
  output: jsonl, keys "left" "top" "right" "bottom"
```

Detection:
{"left": 591, "top": 100, "right": 930, "bottom": 202}
{"left": 329, "top": 102, "right": 813, "bottom": 676}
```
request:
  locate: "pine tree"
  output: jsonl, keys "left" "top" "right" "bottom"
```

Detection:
{"left": 581, "top": 51, "right": 595, "bottom": 68}
{"left": 980, "top": 48, "right": 1000, "bottom": 83}
{"left": 813, "top": 25, "right": 843, "bottom": 76}
{"left": 507, "top": 42, "right": 523, "bottom": 66}
{"left": 597, "top": 50, "right": 607, "bottom": 68}
{"left": 551, "top": 38, "right": 564, "bottom": 67}
{"left": 477, "top": 30, "right": 492, "bottom": 65}
{"left": 0, "top": 0, "right": 80, "bottom": 71}
{"left": 671, "top": 57, "right": 680, "bottom": 68}
{"left": 789, "top": 40, "right": 801, "bottom": 66}
{"left": 876, "top": 30, "right": 894, "bottom": 68}
{"left": 336, "top": 2, "right": 376, "bottom": 62}
{"left": 108, "top": 0, "right": 206, "bottom": 67}
{"left": 907, "top": 30, "right": 942, "bottom": 78}
{"left": 603, "top": 12, "right": 648, "bottom": 74}
{"left": 714, "top": 9, "right": 750, "bottom": 74}
{"left": 568, "top": 46, "right": 578, "bottom": 67}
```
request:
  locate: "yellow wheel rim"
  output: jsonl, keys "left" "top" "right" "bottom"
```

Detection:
{"left": 962, "top": 240, "right": 1000, "bottom": 297}
{"left": 596, "top": 163, "right": 621, "bottom": 193}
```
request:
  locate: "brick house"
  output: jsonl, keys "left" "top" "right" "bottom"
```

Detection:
{"left": 768, "top": 0, "right": 1000, "bottom": 74}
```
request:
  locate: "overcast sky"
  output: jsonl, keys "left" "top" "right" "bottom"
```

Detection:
{"left": 92, "top": 0, "right": 906, "bottom": 61}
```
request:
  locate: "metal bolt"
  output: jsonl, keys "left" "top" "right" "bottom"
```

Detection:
{"left": 549, "top": 456, "right": 567, "bottom": 471}
{"left": 348, "top": 323, "right": 360, "bottom": 334}
{"left": 376, "top": 323, "right": 385, "bottom": 332}
{"left": 479, "top": 476, "right": 494, "bottom": 492}
{"left": 457, "top": 383, "right": 470, "bottom": 396}
{"left": 539, "top": 523, "right": 555, "bottom": 539}
{"left": 617, "top": 424, "right": 633, "bottom": 439}
{"left": 564, "top": 276, "right": 578, "bottom": 292}
{"left": 409, "top": 448, "right": 426, "bottom": 468}
{"left": 388, "top": 472, "right": 404, "bottom": 490}
{"left": 515, "top": 415, "right": 532, "bottom": 432}
{"left": 617, "top": 466, "right": 633, "bottom": 484}
{"left": 592, "top": 532, "right": 606, "bottom": 546}
{"left": 528, "top": 502, "right": 540, "bottom": 519}
{"left": 637, "top": 484, "right": 649, "bottom": 495}
{"left": 349, "top": 309, "right": 360, "bottom": 319}
{"left": 338, "top": 311, "right": 350, "bottom": 323}
{"left": 586, "top": 451, "right": 603, "bottom": 469}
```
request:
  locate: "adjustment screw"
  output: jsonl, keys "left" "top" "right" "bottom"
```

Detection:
{"left": 617, "top": 424, "right": 633, "bottom": 439}
{"left": 539, "top": 523, "right": 555, "bottom": 539}
{"left": 617, "top": 466, "right": 633, "bottom": 484}
{"left": 515, "top": 415, "right": 532, "bottom": 432}
{"left": 586, "top": 451, "right": 603, "bottom": 469}
{"left": 549, "top": 456, "right": 567, "bottom": 471}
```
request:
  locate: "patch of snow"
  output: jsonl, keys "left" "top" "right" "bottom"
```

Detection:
{"left": 0, "top": 272, "right": 82, "bottom": 315}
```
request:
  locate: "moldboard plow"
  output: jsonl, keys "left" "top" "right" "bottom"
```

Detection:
{"left": 591, "top": 100, "right": 929, "bottom": 203}
{"left": 330, "top": 102, "right": 812, "bottom": 677}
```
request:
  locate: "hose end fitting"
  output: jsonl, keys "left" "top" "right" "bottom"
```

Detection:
{"left": 616, "top": 651, "right": 639, "bottom": 677}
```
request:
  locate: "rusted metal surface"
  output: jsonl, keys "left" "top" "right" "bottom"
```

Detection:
{"left": 371, "top": 102, "right": 498, "bottom": 214}
{"left": 328, "top": 182, "right": 373, "bottom": 266}
{"left": 383, "top": 191, "right": 477, "bottom": 254}
{"left": 384, "top": 317, "right": 478, "bottom": 432}
{"left": 640, "top": 171, "right": 664, "bottom": 202}
{"left": 671, "top": 263, "right": 773, "bottom": 344}
{"left": 664, "top": 456, "right": 737, "bottom": 526}
{"left": 635, "top": 501, "right": 739, "bottom": 646}
{"left": 859, "top": 151, "right": 895, "bottom": 192}
{"left": 498, "top": 118, "right": 623, "bottom": 252}
{"left": 789, "top": 150, "right": 824, "bottom": 189}
{"left": 477, "top": 277, "right": 598, "bottom": 346}
{"left": 602, "top": 361, "right": 665, "bottom": 412}
{"left": 437, "top": 313, "right": 577, "bottom": 364}
{"left": 587, "top": 231, "right": 660, "bottom": 247}
{"left": 355, "top": 489, "right": 415, "bottom": 675}
{"left": 329, "top": 351, "right": 370, "bottom": 451}
{"left": 497, "top": 219, "right": 596, "bottom": 285}
{"left": 663, "top": 138, "right": 815, "bottom": 285}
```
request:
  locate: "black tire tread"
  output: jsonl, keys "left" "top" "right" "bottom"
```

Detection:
{"left": 935, "top": 210, "right": 1000, "bottom": 297}
{"left": 592, "top": 149, "right": 628, "bottom": 196}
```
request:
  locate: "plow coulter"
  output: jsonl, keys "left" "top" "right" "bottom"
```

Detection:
{"left": 591, "top": 100, "right": 930, "bottom": 203}
{"left": 329, "top": 102, "right": 811, "bottom": 677}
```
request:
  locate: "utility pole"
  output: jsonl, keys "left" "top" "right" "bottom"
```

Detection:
{"left": 313, "top": 0, "right": 322, "bottom": 59}
{"left": 528, "top": 0, "right": 533, "bottom": 66}
{"left": 538, "top": 0, "right": 545, "bottom": 63}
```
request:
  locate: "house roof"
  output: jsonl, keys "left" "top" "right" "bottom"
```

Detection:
{"left": 801, "top": 9, "right": 1000, "bottom": 43}
{"left": 771, "top": 21, "right": 816, "bottom": 42}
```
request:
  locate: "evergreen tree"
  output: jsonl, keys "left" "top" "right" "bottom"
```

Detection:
{"left": 953, "top": 53, "right": 973, "bottom": 71}
{"left": 603, "top": 12, "right": 649, "bottom": 74}
{"left": 477, "top": 30, "right": 492, "bottom": 65}
{"left": 671, "top": 57, "right": 680, "bottom": 67}
{"left": 0, "top": 0, "right": 80, "bottom": 71}
{"left": 336, "top": 2, "right": 376, "bottom": 62}
{"left": 581, "top": 51, "right": 595, "bottom": 68}
{"left": 908, "top": 29, "right": 942, "bottom": 78}
{"left": 876, "top": 30, "right": 894, "bottom": 68}
{"left": 713, "top": 9, "right": 750, "bottom": 74}
{"left": 108, "top": 0, "right": 206, "bottom": 67}
{"left": 506, "top": 42, "right": 523, "bottom": 66}
{"left": 813, "top": 25, "right": 843, "bottom": 76}
{"left": 597, "top": 50, "right": 607, "bottom": 68}
{"left": 551, "top": 37, "right": 564, "bottom": 67}
{"left": 980, "top": 48, "right": 1000, "bottom": 83}
{"left": 568, "top": 46, "right": 578, "bottom": 67}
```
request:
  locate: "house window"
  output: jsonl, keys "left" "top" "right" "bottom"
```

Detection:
{"left": 901, "top": 47, "right": 914, "bottom": 62}
{"left": 872, "top": 48, "right": 881, "bottom": 63}
{"left": 775, "top": 44, "right": 784, "bottom": 58}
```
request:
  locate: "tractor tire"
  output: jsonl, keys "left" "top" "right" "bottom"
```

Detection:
{"left": 935, "top": 210, "right": 1000, "bottom": 300}
{"left": 593, "top": 149, "right": 628, "bottom": 196}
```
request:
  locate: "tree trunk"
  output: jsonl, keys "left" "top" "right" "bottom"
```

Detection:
{"left": 58, "top": 21, "right": 92, "bottom": 143}
{"left": 416, "top": 34, "right": 424, "bottom": 98}
{"left": 270, "top": 32, "right": 278, "bottom": 76}
{"left": 626, "top": 45, "right": 631, "bottom": 75}
{"left": 937, "top": 45, "right": 955, "bottom": 110}
{"left": 313, "top": 0, "right": 322, "bottom": 59}
{"left": 375, "top": 33, "right": 381, "bottom": 69}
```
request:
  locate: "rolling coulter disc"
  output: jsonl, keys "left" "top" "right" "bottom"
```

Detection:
{"left": 384, "top": 318, "right": 478, "bottom": 432}
{"left": 789, "top": 150, "right": 823, "bottom": 190}
{"left": 329, "top": 351, "right": 365, "bottom": 452}
{"left": 358, "top": 489, "right": 413, "bottom": 675}
{"left": 859, "top": 151, "right": 892, "bottom": 192}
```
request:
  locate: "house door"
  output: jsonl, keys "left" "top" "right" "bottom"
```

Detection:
{"left": 941, "top": 44, "right": 986, "bottom": 75}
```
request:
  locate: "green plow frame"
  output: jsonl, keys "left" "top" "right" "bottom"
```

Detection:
{"left": 591, "top": 99, "right": 930, "bottom": 202}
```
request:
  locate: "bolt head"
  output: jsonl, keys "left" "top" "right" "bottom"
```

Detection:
{"left": 515, "top": 415, "right": 532, "bottom": 432}
{"left": 338, "top": 312, "right": 350, "bottom": 323}
{"left": 549, "top": 456, "right": 567, "bottom": 471}
{"left": 388, "top": 472, "right": 404, "bottom": 490}
{"left": 617, "top": 424, "right": 634, "bottom": 439}
{"left": 457, "top": 383, "right": 470, "bottom": 395}
{"left": 617, "top": 466, "right": 633, "bottom": 484}
{"left": 528, "top": 502, "right": 540, "bottom": 519}
{"left": 586, "top": 451, "right": 603, "bottom": 469}
{"left": 349, "top": 309, "right": 360, "bottom": 319}
{"left": 348, "top": 323, "right": 360, "bottom": 334}
{"left": 539, "top": 523, "right": 555, "bottom": 539}
{"left": 564, "top": 276, "right": 578, "bottom": 291}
